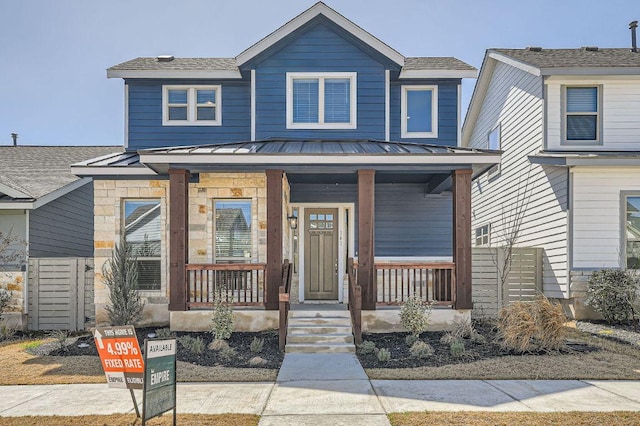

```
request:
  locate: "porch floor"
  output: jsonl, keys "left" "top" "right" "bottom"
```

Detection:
{"left": 290, "top": 304, "right": 347, "bottom": 311}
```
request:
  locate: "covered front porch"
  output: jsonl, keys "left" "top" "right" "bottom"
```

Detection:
{"left": 135, "top": 140, "right": 498, "bottom": 332}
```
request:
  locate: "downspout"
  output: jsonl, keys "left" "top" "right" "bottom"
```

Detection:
{"left": 23, "top": 210, "right": 29, "bottom": 316}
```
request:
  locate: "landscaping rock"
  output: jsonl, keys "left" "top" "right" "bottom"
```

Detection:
{"left": 248, "top": 356, "right": 268, "bottom": 366}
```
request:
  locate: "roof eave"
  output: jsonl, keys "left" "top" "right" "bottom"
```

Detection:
{"left": 106, "top": 69, "right": 243, "bottom": 79}
{"left": 540, "top": 67, "right": 640, "bottom": 76}
{"left": 235, "top": 2, "right": 405, "bottom": 67}
{"left": 399, "top": 69, "right": 477, "bottom": 79}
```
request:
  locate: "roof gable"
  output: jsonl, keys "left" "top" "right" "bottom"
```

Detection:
{"left": 236, "top": 2, "right": 404, "bottom": 67}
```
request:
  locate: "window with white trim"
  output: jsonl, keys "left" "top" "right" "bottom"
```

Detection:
{"left": 625, "top": 196, "right": 640, "bottom": 269}
{"left": 124, "top": 200, "right": 162, "bottom": 291}
{"left": 286, "top": 72, "right": 357, "bottom": 129}
{"left": 162, "top": 85, "right": 221, "bottom": 126}
{"left": 214, "top": 200, "right": 252, "bottom": 262}
{"left": 401, "top": 85, "right": 438, "bottom": 138}
{"left": 487, "top": 124, "right": 501, "bottom": 176}
{"left": 475, "top": 224, "right": 490, "bottom": 247}
{"left": 563, "top": 86, "right": 600, "bottom": 143}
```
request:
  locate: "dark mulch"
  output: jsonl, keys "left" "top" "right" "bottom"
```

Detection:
{"left": 49, "top": 328, "right": 283, "bottom": 369}
{"left": 357, "top": 321, "right": 598, "bottom": 369}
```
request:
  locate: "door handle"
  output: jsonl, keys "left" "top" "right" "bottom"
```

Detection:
{"left": 335, "top": 262, "right": 338, "bottom": 274}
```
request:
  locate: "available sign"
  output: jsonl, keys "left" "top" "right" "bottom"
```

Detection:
{"left": 142, "top": 338, "right": 177, "bottom": 425}
{"left": 93, "top": 325, "right": 144, "bottom": 389}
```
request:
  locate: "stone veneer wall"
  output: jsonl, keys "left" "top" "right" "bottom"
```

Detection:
{"left": 0, "top": 270, "right": 26, "bottom": 329}
{"left": 94, "top": 173, "right": 289, "bottom": 328}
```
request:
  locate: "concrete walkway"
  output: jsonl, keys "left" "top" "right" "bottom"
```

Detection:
{"left": 1, "top": 355, "right": 640, "bottom": 424}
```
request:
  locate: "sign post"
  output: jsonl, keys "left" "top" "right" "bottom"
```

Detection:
{"left": 93, "top": 325, "right": 144, "bottom": 416}
{"left": 142, "top": 338, "right": 177, "bottom": 426}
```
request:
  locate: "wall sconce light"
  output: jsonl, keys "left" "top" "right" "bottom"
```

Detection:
{"left": 287, "top": 215, "right": 298, "bottom": 230}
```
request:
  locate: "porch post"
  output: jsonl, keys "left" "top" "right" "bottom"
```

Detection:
{"left": 265, "top": 169, "right": 283, "bottom": 310}
{"left": 358, "top": 169, "right": 376, "bottom": 310}
{"left": 169, "top": 169, "right": 189, "bottom": 311}
{"left": 452, "top": 169, "right": 472, "bottom": 310}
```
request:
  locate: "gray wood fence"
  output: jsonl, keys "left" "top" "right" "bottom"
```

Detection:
{"left": 472, "top": 247, "right": 543, "bottom": 317}
{"left": 28, "top": 258, "right": 94, "bottom": 331}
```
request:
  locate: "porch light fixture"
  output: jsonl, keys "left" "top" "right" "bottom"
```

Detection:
{"left": 287, "top": 215, "right": 298, "bottom": 230}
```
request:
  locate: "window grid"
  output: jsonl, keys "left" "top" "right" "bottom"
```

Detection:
{"left": 162, "top": 85, "right": 221, "bottom": 126}
{"left": 475, "top": 224, "right": 490, "bottom": 247}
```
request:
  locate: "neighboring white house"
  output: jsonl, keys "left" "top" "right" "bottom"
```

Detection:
{"left": 462, "top": 47, "right": 640, "bottom": 318}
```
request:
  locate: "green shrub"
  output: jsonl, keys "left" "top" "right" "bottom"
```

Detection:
{"left": 211, "top": 294, "right": 234, "bottom": 340}
{"left": 399, "top": 295, "right": 433, "bottom": 339}
{"left": 250, "top": 337, "right": 264, "bottom": 353}
{"left": 586, "top": 268, "right": 640, "bottom": 324}
{"left": 450, "top": 340, "right": 465, "bottom": 358}
{"left": 155, "top": 328, "right": 172, "bottom": 339}
{"left": 0, "top": 321, "right": 16, "bottom": 341}
{"left": 357, "top": 340, "right": 376, "bottom": 354}
{"left": 409, "top": 340, "right": 434, "bottom": 359}
{"left": 48, "top": 330, "right": 70, "bottom": 352}
{"left": 0, "top": 289, "right": 11, "bottom": 319}
{"left": 218, "top": 346, "right": 237, "bottom": 362}
{"left": 439, "top": 332, "right": 456, "bottom": 345}
{"left": 376, "top": 347, "right": 391, "bottom": 362}
{"left": 405, "top": 333, "right": 420, "bottom": 346}
{"left": 102, "top": 240, "right": 144, "bottom": 326}
{"left": 470, "top": 331, "right": 487, "bottom": 345}
{"left": 451, "top": 317, "right": 474, "bottom": 339}
{"left": 178, "top": 335, "right": 205, "bottom": 355}
{"left": 497, "top": 295, "right": 567, "bottom": 353}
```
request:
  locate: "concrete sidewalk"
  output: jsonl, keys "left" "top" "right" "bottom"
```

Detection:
{"left": 0, "top": 354, "right": 639, "bottom": 425}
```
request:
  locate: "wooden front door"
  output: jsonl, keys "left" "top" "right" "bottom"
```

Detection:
{"left": 304, "top": 208, "right": 339, "bottom": 300}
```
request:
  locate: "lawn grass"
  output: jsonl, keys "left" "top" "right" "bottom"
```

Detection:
{"left": 389, "top": 412, "right": 640, "bottom": 426}
{"left": 0, "top": 414, "right": 258, "bottom": 426}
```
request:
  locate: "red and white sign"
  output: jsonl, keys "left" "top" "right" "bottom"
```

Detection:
{"left": 94, "top": 325, "right": 144, "bottom": 389}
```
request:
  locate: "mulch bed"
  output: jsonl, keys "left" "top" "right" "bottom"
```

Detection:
{"left": 357, "top": 321, "right": 598, "bottom": 369}
{"left": 49, "top": 328, "right": 283, "bottom": 369}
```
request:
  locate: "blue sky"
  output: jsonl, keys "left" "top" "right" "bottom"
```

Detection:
{"left": 1, "top": 0, "right": 636, "bottom": 146}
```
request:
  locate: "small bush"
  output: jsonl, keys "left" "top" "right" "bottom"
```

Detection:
{"left": 409, "top": 340, "right": 434, "bottom": 359}
{"left": 218, "top": 346, "right": 237, "bottom": 362}
{"left": 250, "top": 337, "right": 264, "bottom": 353}
{"left": 211, "top": 295, "right": 234, "bottom": 340}
{"left": 405, "top": 333, "right": 420, "bottom": 346}
{"left": 178, "top": 335, "right": 205, "bottom": 355}
{"left": 0, "top": 289, "right": 11, "bottom": 318}
{"left": 497, "top": 295, "right": 567, "bottom": 353}
{"left": 103, "top": 240, "right": 144, "bottom": 326}
{"left": 451, "top": 317, "right": 474, "bottom": 339}
{"left": 586, "top": 268, "right": 640, "bottom": 324}
{"left": 48, "top": 330, "right": 70, "bottom": 352}
{"left": 0, "top": 321, "right": 16, "bottom": 341}
{"left": 470, "top": 331, "right": 487, "bottom": 345}
{"left": 399, "top": 296, "right": 434, "bottom": 339}
{"left": 450, "top": 340, "right": 465, "bottom": 358}
{"left": 376, "top": 347, "right": 391, "bottom": 362}
{"left": 209, "top": 338, "right": 229, "bottom": 351}
{"left": 357, "top": 340, "right": 376, "bottom": 354}
{"left": 155, "top": 328, "right": 172, "bottom": 339}
{"left": 439, "top": 332, "right": 456, "bottom": 345}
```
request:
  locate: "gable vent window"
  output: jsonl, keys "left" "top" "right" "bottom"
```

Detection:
{"left": 564, "top": 86, "right": 601, "bottom": 143}
{"left": 287, "top": 72, "right": 357, "bottom": 129}
{"left": 401, "top": 85, "right": 438, "bottom": 138}
{"left": 162, "top": 85, "right": 221, "bottom": 126}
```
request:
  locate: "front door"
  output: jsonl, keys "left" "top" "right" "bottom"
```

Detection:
{"left": 304, "top": 208, "right": 339, "bottom": 300}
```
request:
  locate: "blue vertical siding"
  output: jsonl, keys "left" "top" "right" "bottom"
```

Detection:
{"left": 255, "top": 22, "right": 386, "bottom": 140}
{"left": 390, "top": 80, "right": 459, "bottom": 145}
{"left": 290, "top": 182, "right": 452, "bottom": 257}
{"left": 127, "top": 79, "right": 251, "bottom": 150}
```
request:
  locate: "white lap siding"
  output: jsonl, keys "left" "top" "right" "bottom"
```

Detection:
{"left": 468, "top": 61, "right": 569, "bottom": 298}
{"left": 570, "top": 167, "right": 640, "bottom": 270}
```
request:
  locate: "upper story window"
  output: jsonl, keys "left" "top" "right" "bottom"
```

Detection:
{"left": 124, "top": 199, "right": 162, "bottom": 291}
{"left": 286, "top": 72, "right": 357, "bottom": 129}
{"left": 487, "top": 124, "right": 501, "bottom": 177}
{"left": 563, "top": 86, "right": 601, "bottom": 144}
{"left": 162, "top": 85, "right": 221, "bottom": 126}
{"left": 401, "top": 85, "right": 438, "bottom": 138}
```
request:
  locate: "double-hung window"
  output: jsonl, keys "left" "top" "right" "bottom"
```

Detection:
{"left": 625, "top": 196, "right": 640, "bottom": 269}
{"left": 162, "top": 85, "right": 221, "bottom": 126}
{"left": 286, "top": 72, "right": 357, "bottom": 129}
{"left": 124, "top": 200, "right": 162, "bottom": 291}
{"left": 475, "top": 224, "right": 491, "bottom": 247}
{"left": 401, "top": 85, "right": 438, "bottom": 138}
{"left": 564, "top": 86, "right": 600, "bottom": 143}
{"left": 214, "top": 200, "right": 252, "bottom": 263}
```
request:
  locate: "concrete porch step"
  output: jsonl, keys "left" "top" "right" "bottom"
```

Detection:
{"left": 288, "top": 325, "right": 353, "bottom": 335}
{"left": 285, "top": 342, "right": 356, "bottom": 353}
{"left": 289, "top": 310, "right": 351, "bottom": 319}
{"left": 288, "top": 317, "right": 352, "bottom": 327}
{"left": 287, "top": 333, "right": 354, "bottom": 344}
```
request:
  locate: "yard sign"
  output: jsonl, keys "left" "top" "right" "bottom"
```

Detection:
{"left": 93, "top": 325, "right": 144, "bottom": 389}
{"left": 142, "top": 338, "right": 177, "bottom": 425}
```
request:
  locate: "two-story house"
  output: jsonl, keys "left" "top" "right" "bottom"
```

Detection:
{"left": 73, "top": 2, "right": 497, "bottom": 335}
{"left": 462, "top": 46, "right": 640, "bottom": 319}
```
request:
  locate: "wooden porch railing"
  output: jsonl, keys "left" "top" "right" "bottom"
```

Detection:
{"left": 375, "top": 262, "right": 455, "bottom": 306}
{"left": 278, "top": 259, "right": 293, "bottom": 352}
{"left": 186, "top": 263, "right": 266, "bottom": 308}
{"left": 347, "top": 258, "right": 362, "bottom": 345}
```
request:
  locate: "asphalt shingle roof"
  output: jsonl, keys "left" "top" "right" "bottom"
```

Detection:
{"left": 108, "top": 57, "right": 238, "bottom": 71}
{"left": 0, "top": 146, "right": 121, "bottom": 199}
{"left": 404, "top": 57, "right": 476, "bottom": 71}
{"left": 492, "top": 48, "right": 640, "bottom": 69}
